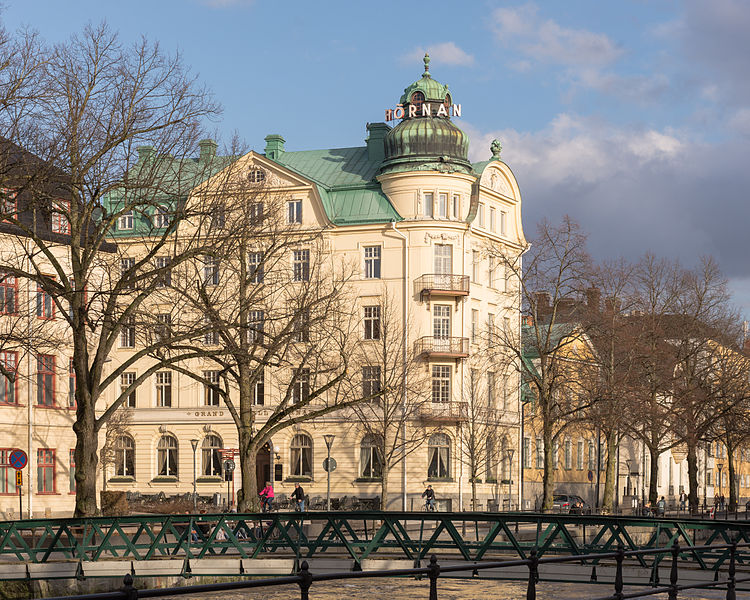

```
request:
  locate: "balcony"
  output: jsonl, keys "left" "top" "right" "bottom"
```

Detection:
{"left": 415, "top": 336, "right": 469, "bottom": 359}
{"left": 415, "top": 273, "right": 470, "bottom": 303}
{"left": 418, "top": 401, "right": 468, "bottom": 423}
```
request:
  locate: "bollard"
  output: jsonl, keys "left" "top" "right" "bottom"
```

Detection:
{"left": 526, "top": 549, "right": 538, "bottom": 600}
{"left": 121, "top": 573, "right": 138, "bottom": 600}
{"left": 427, "top": 555, "right": 440, "bottom": 600}
{"left": 298, "top": 560, "right": 312, "bottom": 600}
{"left": 726, "top": 542, "right": 736, "bottom": 600}
{"left": 668, "top": 540, "right": 680, "bottom": 600}
{"left": 613, "top": 543, "right": 625, "bottom": 600}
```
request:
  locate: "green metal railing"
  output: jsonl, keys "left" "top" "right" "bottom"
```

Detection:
{"left": 0, "top": 511, "right": 749, "bottom": 575}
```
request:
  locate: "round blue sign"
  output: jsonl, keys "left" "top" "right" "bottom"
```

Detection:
{"left": 587, "top": 470, "right": 594, "bottom": 482}
{"left": 9, "top": 449, "right": 27, "bottom": 470}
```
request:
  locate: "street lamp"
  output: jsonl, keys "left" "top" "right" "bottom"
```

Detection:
{"left": 625, "top": 459, "right": 632, "bottom": 497}
{"left": 717, "top": 462, "right": 724, "bottom": 509}
{"left": 190, "top": 439, "right": 199, "bottom": 511}
{"left": 324, "top": 434, "right": 335, "bottom": 511}
{"left": 506, "top": 448, "right": 515, "bottom": 511}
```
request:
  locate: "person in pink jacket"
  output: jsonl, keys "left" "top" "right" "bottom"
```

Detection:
{"left": 259, "top": 481, "right": 274, "bottom": 512}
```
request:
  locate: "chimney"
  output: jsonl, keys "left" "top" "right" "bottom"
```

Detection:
{"left": 605, "top": 297, "right": 622, "bottom": 313}
{"left": 198, "top": 139, "right": 218, "bottom": 163}
{"left": 264, "top": 134, "right": 286, "bottom": 160}
{"left": 366, "top": 122, "right": 390, "bottom": 163}
{"left": 533, "top": 291, "right": 550, "bottom": 315}
{"left": 137, "top": 146, "right": 155, "bottom": 164}
{"left": 558, "top": 298, "right": 576, "bottom": 315}
{"left": 586, "top": 287, "right": 601, "bottom": 312}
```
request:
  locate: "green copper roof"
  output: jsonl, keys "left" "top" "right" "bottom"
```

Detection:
{"left": 271, "top": 146, "right": 401, "bottom": 225}
{"left": 399, "top": 53, "right": 451, "bottom": 104}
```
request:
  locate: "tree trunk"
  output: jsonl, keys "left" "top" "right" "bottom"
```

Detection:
{"left": 648, "top": 446, "right": 660, "bottom": 506}
{"left": 471, "top": 474, "right": 477, "bottom": 511}
{"left": 380, "top": 463, "right": 389, "bottom": 511}
{"left": 727, "top": 448, "right": 737, "bottom": 512}
{"left": 686, "top": 442, "right": 699, "bottom": 514}
{"left": 73, "top": 396, "right": 99, "bottom": 517}
{"left": 541, "top": 427, "right": 555, "bottom": 511}
{"left": 601, "top": 430, "right": 618, "bottom": 513}
{"left": 237, "top": 425, "right": 259, "bottom": 512}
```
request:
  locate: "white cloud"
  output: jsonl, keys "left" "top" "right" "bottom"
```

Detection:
{"left": 492, "top": 3, "right": 622, "bottom": 68}
{"left": 402, "top": 42, "right": 475, "bottom": 68}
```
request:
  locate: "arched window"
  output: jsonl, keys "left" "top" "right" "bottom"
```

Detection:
{"left": 411, "top": 91, "right": 425, "bottom": 113}
{"left": 157, "top": 435, "right": 178, "bottom": 477}
{"left": 291, "top": 434, "right": 312, "bottom": 478}
{"left": 202, "top": 434, "right": 223, "bottom": 477}
{"left": 360, "top": 434, "right": 383, "bottom": 479}
{"left": 114, "top": 435, "right": 135, "bottom": 477}
{"left": 428, "top": 433, "right": 451, "bottom": 479}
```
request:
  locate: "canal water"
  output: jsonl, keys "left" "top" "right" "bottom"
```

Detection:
{"left": 167, "top": 579, "right": 731, "bottom": 599}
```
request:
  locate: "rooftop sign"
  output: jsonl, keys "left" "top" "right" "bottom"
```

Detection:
{"left": 385, "top": 102, "right": 462, "bottom": 121}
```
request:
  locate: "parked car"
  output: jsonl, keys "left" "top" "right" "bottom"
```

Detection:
{"left": 553, "top": 494, "right": 590, "bottom": 514}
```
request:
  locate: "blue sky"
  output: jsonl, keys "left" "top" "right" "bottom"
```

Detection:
{"left": 4, "top": 0, "right": 750, "bottom": 315}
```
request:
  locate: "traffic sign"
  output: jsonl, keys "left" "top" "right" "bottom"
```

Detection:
{"left": 323, "top": 458, "right": 337, "bottom": 472}
{"left": 587, "top": 470, "right": 594, "bottom": 482}
{"left": 15, "top": 471, "right": 22, "bottom": 486}
{"left": 9, "top": 449, "right": 27, "bottom": 470}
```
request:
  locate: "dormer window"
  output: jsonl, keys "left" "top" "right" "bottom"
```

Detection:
{"left": 411, "top": 91, "right": 425, "bottom": 113}
{"left": 247, "top": 169, "right": 266, "bottom": 184}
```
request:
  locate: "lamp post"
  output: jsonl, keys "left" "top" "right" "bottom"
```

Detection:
{"left": 625, "top": 459, "right": 632, "bottom": 497}
{"left": 190, "top": 439, "right": 199, "bottom": 511}
{"left": 506, "top": 448, "right": 515, "bottom": 511}
{"left": 717, "top": 462, "right": 724, "bottom": 510}
{"left": 324, "top": 434, "right": 335, "bottom": 511}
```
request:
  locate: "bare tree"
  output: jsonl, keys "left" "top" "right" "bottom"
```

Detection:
{"left": 0, "top": 23, "right": 220, "bottom": 515}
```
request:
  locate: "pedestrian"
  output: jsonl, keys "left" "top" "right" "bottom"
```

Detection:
{"left": 679, "top": 491, "right": 687, "bottom": 511}
{"left": 720, "top": 494, "right": 726, "bottom": 511}
{"left": 291, "top": 482, "right": 306, "bottom": 512}
{"left": 259, "top": 481, "right": 274, "bottom": 512}
{"left": 657, "top": 496, "right": 666, "bottom": 517}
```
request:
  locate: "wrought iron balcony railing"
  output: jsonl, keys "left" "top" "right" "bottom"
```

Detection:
{"left": 418, "top": 401, "right": 468, "bottom": 423}
{"left": 415, "top": 273, "right": 470, "bottom": 301}
{"left": 415, "top": 336, "right": 469, "bottom": 358}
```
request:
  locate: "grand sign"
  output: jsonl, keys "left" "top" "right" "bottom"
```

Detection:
{"left": 385, "top": 102, "right": 462, "bottom": 121}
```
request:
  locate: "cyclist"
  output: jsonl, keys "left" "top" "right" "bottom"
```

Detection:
{"left": 422, "top": 485, "right": 436, "bottom": 511}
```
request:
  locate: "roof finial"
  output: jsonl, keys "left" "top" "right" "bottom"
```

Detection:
{"left": 423, "top": 52, "right": 431, "bottom": 75}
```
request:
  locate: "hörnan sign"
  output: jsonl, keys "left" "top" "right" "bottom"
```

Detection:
{"left": 386, "top": 102, "right": 462, "bottom": 120}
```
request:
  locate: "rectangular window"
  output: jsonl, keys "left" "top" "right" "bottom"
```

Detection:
{"left": 0, "top": 272, "right": 17, "bottom": 315}
{"left": 489, "top": 207, "right": 496, "bottom": 232}
{"left": 487, "top": 313, "right": 495, "bottom": 343}
{"left": 211, "top": 205, "right": 226, "bottom": 230}
{"left": 292, "top": 308, "right": 310, "bottom": 343}
{"left": 478, "top": 203, "right": 485, "bottom": 227}
{"left": 293, "top": 249, "right": 310, "bottom": 282}
{"left": 487, "top": 372, "right": 495, "bottom": 406}
{"left": 153, "top": 206, "right": 169, "bottom": 228}
{"left": 433, "top": 244, "right": 452, "bottom": 275}
{"left": 706, "top": 471, "right": 712, "bottom": 486}
{"left": 293, "top": 368, "right": 310, "bottom": 403}
{"left": 433, "top": 305, "right": 451, "bottom": 339}
{"left": 68, "top": 359, "right": 76, "bottom": 409}
{"left": 120, "top": 372, "right": 136, "bottom": 408}
{"left": 564, "top": 439, "right": 572, "bottom": 470}
{"left": 120, "top": 316, "right": 135, "bottom": 348}
{"left": 287, "top": 200, "right": 302, "bottom": 224}
{"left": 364, "top": 246, "right": 381, "bottom": 279}
{"left": 0, "top": 449, "right": 13, "bottom": 494}
{"left": 577, "top": 441, "right": 584, "bottom": 470}
{"left": 253, "top": 370, "right": 265, "bottom": 405}
{"left": 118, "top": 210, "right": 134, "bottom": 231}
{"left": 69, "top": 449, "right": 75, "bottom": 493}
{"left": 155, "top": 256, "right": 171, "bottom": 287}
{"left": 203, "top": 255, "right": 220, "bottom": 286}
{"left": 523, "top": 437, "right": 530, "bottom": 469}
{"left": 437, "top": 193, "right": 448, "bottom": 218}
{"left": 452, "top": 194, "right": 460, "bottom": 218}
{"left": 364, "top": 305, "right": 381, "bottom": 340}
{"left": 431, "top": 365, "right": 451, "bottom": 403}
{"left": 248, "top": 251, "right": 264, "bottom": 283}
{"left": 248, "top": 310, "right": 265, "bottom": 343}
{"left": 204, "top": 319, "right": 219, "bottom": 345}
{"left": 471, "top": 309, "right": 478, "bottom": 343}
{"left": 155, "top": 313, "right": 171, "bottom": 343}
{"left": 204, "top": 370, "right": 220, "bottom": 406}
{"left": 471, "top": 251, "right": 479, "bottom": 283}
{"left": 121, "top": 257, "right": 135, "bottom": 289}
{"left": 36, "top": 281, "right": 54, "bottom": 319}
{"left": 500, "top": 210, "right": 507, "bottom": 236}
{"left": 423, "top": 192, "right": 434, "bottom": 217}
{"left": 249, "top": 202, "right": 264, "bottom": 224}
{"left": 37, "top": 354, "right": 55, "bottom": 406}
{"left": 536, "top": 438, "right": 544, "bottom": 469}
{"left": 0, "top": 351, "right": 18, "bottom": 405}
{"left": 362, "top": 365, "right": 382, "bottom": 398}
{"left": 52, "top": 199, "right": 70, "bottom": 234}
{"left": 37, "top": 449, "right": 55, "bottom": 493}
{"left": 588, "top": 440, "right": 596, "bottom": 471}
{"left": 488, "top": 256, "right": 495, "bottom": 288}
{"left": 155, "top": 371, "right": 172, "bottom": 407}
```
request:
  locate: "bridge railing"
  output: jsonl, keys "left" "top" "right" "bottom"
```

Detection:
{"left": 39, "top": 541, "right": 750, "bottom": 600}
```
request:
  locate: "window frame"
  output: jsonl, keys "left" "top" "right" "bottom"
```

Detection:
{"left": 287, "top": 200, "right": 302, "bottom": 224}
{"left": 202, "top": 434, "right": 223, "bottom": 477}
{"left": 203, "top": 370, "right": 221, "bottom": 406}
{"left": 431, "top": 364, "right": 451, "bottom": 404}
{"left": 114, "top": 435, "right": 135, "bottom": 478}
{"left": 120, "top": 372, "right": 137, "bottom": 408}
{"left": 360, "top": 434, "right": 383, "bottom": 479}
{"left": 290, "top": 433, "right": 313, "bottom": 478}
{"left": 0, "top": 272, "right": 18, "bottom": 315}
{"left": 37, "top": 448, "right": 56, "bottom": 494}
{"left": 51, "top": 198, "right": 71, "bottom": 235}
{"left": 292, "top": 249, "right": 310, "bottom": 282}
{"left": 36, "top": 280, "right": 55, "bottom": 320}
{"left": 37, "top": 354, "right": 56, "bottom": 407}
{"left": 362, "top": 365, "right": 382, "bottom": 399}
{"left": 363, "top": 305, "right": 381, "bottom": 340}
{"left": 427, "top": 433, "right": 451, "bottom": 480}
{"left": 156, "top": 435, "right": 178, "bottom": 477}
{"left": 0, "top": 351, "right": 18, "bottom": 405}
{"left": 155, "top": 371, "right": 172, "bottom": 408}
{"left": 118, "top": 210, "right": 134, "bottom": 231}
{"left": 363, "top": 246, "right": 381, "bottom": 279}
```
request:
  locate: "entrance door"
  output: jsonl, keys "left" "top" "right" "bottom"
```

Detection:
{"left": 256, "top": 443, "right": 271, "bottom": 493}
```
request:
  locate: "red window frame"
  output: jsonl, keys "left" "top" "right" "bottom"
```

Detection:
{"left": 1, "top": 188, "right": 17, "bottom": 219}
{"left": 36, "top": 279, "right": 55, "bottom": 320}
{"left": 37, "top": 448, "right": 56, "bottom": 494}
{"left": 0, "top": 351, "right": 18, "bottom": 405}
{"left": 52, "top": 199, "right": 71, "bottom": 234}
{"left": 0, "top": 272, "right": 18, "bottom": 315}
{"left": 0, "top": 449, "right": 14, "bottom": 495}
{"left": 37, "top": 354, "right": 56, "bottom": 407}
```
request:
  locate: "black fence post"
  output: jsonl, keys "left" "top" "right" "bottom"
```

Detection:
{"left": 726, "top": 542, "right": 737, "bottom": 600}
{"left": 526, "top": 549, "right": 538, "bottom": 600}
{"left": 427, "top": 554, "right": 440, "bottom": 600}
{"left": 121, "top": 573, "right": 138, "bottom": 600}
{"left": 668, "top": 540, "right": 680, "bottom": 600}
{"left": 298, "top": 560, "right": 312, "bottom": 600}
{"left": 613, "top": 543, "right": 625, "bottom": 600}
